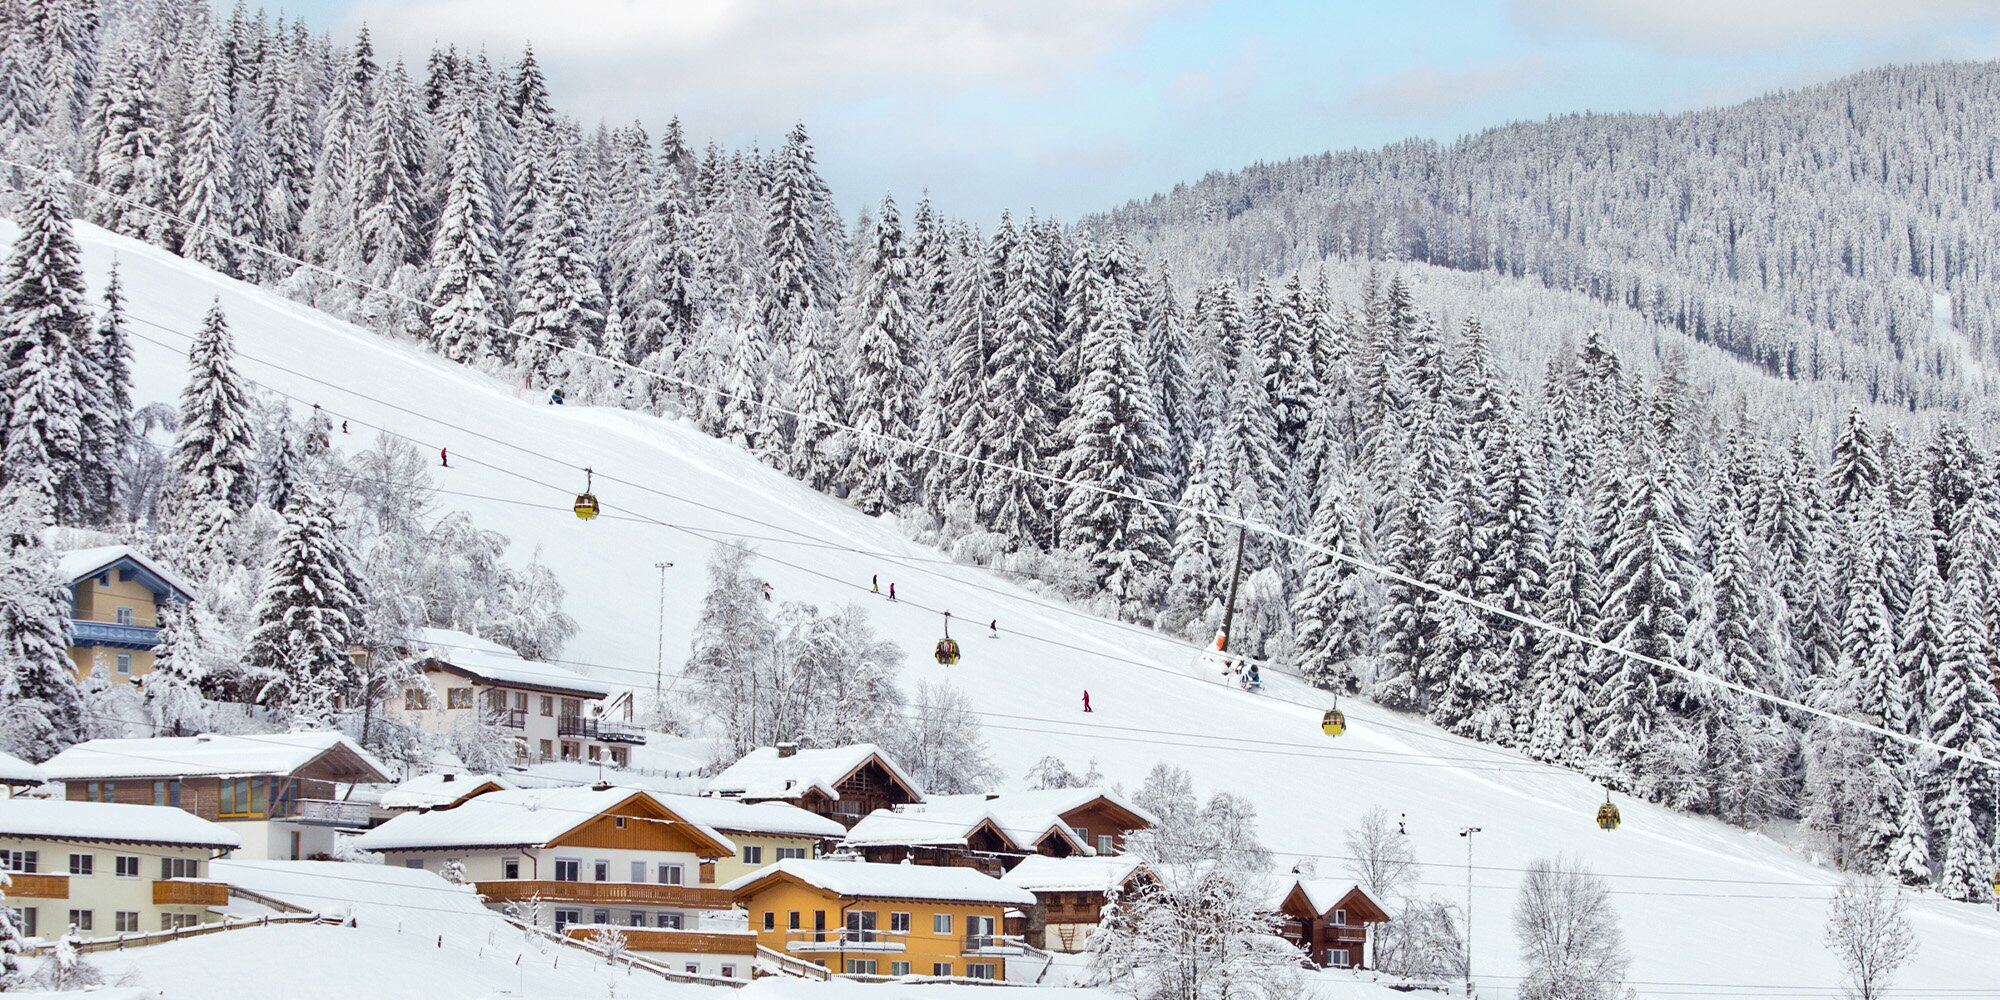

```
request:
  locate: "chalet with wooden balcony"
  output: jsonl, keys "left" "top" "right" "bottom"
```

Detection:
{"left": 704, "top": 743, "right": 923, "bottom": 828}
{"left": 1001, "top": 855, "right": 1154, "bottom": 952}
{"left": 56, "top": 545, "right": 194, "bottom": 685}
{"left": 41, "top": 732, "right": 390, "bottom": 861}
{"left": 724, "top": 859, "right": 1039, "bottom": 981}
{"left": 0, "top": 798, "right": 239, "bottom": 940}
{"left": 1261, "top": 875, "right": 1390, "bottom": 969}
{"left": 388, "top": 628, "right": 644, "bottom": 768}
{"left": 353, "top": 783, "right": 757, "bottom": 976}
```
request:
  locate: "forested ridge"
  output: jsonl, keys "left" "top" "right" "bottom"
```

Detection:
{"left": 0, "top": 0, "right": 1994, "bottom": 904}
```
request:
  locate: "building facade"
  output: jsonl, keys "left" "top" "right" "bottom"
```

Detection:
{"left": 705, "top": 743, "right": 924, "bottom": 828}
{"left": 40, "top": 733, "right": 390, "bottom": 860}
{"left": 0, "top": 799, "right": 239, "bottom": 940}
{"left": 386, "top": 629, "right": 644, "bottom": 767}
{"left": 57, "top": 546, "right": 194, "bottom": 686}
{"left": 724, "top": 859, "right": 1038, "bottom": 981}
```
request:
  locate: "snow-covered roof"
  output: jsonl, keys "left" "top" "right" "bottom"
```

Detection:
{"left": 377, "top": 772, "right": 513, "bottom": 811}
{"left": 41, "top": 732, "right": 391, "bottom": 782}
{"left": 929, "top": 787, "right": 1158, "bottom": 830}
{"left": 1002, "top": 855, "right": 1148, "bottom": 894}
{"left": 704, "top": 744, "right": 922, "bottom": 803}
{"left": 0, "top": 798, "right": 240, "bottom": 849}
{"left": 0, "top": 749, "right": 45, "bottom": 786}
{"left": 353, "top": 785, "right": 736, "bottom": 855}
{"left": 842, "top": 798, "right": 1080, "bottom": 854}
{"left": 721, "top": 858, "right": 1036, "bottom": 906}
{"left": 652, "top": 792, "right": 845, "bottom": 839}
{"left": 1256, "top": 874, "right": 1375, "bottom": 917}
{"left": 416, "top": 627, "right": 613, "bottom": 698}
{"left": 55, "top": 544, "right": 195, "bottom": 599}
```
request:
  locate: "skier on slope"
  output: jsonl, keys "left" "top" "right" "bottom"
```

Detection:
{"left": 989, "top": 619, "right": 998, "bottom": 638}
{"left": 872, "top": 574, "right": 879, "bottom": 594}
{"left": 888, "top": 582, "right": 897, "bottom": 602}
{"left": 440, "top": 447, "right": 449, "bottom": 467}
{"left": 1082, "top": 690, "right": 1092, "bottom": 713}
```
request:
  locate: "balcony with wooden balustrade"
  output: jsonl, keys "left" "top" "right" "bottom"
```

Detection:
{"left": 474, "top": 879, "right": 732, "bottom": 909}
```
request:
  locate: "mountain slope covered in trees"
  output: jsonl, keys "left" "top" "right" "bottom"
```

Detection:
{"left": 1099, "top": 63, "right": 2000, "bottom": 414}
{"left": 26, "top": 212, "right": 2000, "bottom": 997}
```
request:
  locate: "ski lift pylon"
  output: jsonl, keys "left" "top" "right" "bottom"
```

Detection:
{"left": 573, "top": 467, "right": 600, "bottom": 521}
{"left": 934, "top": 611, "right": 960, "bottom": 666}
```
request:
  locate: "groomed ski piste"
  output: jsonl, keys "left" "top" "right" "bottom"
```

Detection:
{"left": 18, "top": 217, "right": 2000, "bottom": 998}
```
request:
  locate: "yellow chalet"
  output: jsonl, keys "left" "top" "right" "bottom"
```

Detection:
{"left": 56, "top": 545, "right": 194, "bottom": 685}
{"left": 725, "top": 858, "right": 1039, "bottom": 982}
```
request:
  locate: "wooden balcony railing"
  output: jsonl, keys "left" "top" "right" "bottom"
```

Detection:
{"left": 474, "top": 880, "right": 732, "bottom": 909}
{"left": 565, "top": 926, "right": 758, "bottom": 956}
{"left": 5, "top": 872, "right": 67, "bottom": 899}
{"left": 154, "top": 879, "right": 229, "bottom": 906}
{"left": 152, "top": 880, "right": 229, "bottom": 912}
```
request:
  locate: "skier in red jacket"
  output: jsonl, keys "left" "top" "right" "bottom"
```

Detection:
{"left": 440, "top": 447, "right": 449, "bottom": 467}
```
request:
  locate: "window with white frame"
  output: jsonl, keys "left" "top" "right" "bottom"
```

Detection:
{"left": 68, "top": 854, "right": 93, "bottom": 876}
{"left": 932, "top": 913, "right": 952, "bottom": 935}
{"left": 115, "top": 856, "right": 140, "bottom": 878}
{"left": 116, "top": 653, "right": 132, "bottom": 674}
{"left": 658, "top": 863, "right": 683, "bottom": 885}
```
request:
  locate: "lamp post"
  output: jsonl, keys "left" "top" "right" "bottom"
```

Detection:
{"left": 652, "top": 561, "right": 674, "bottom": 703}
{"left": 1459, "top": 826, "right": 1481, "bottom": 998}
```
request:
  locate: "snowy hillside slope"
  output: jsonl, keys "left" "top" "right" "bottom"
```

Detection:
{"left": 28, "top": 220, "right": 2000, "bottom": 994}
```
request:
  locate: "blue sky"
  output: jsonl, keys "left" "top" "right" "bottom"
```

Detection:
{"left": 244, "top": 0, "right": 2000, "bottom": 225}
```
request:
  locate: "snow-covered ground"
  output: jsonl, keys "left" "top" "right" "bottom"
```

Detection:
{"left": 27, "top": 220, "right": 2000, "bottom": 996}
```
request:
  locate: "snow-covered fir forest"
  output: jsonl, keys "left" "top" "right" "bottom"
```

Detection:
{"left": 0, "top": 0, "right": 1995, "bottom": 921}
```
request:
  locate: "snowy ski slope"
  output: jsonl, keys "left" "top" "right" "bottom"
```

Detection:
{"left": 34, "top": 220, "right": 2000, "bottom": 995}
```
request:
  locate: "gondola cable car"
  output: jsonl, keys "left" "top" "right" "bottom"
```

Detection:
{"left": 1321, "top": 695, "right": 1346, "bottom": 737}
{"left": 934, "top": 611, "right": 960, "bottom": 666}
{"left": 1596, "top": 790, "right": 1621, "bottom": 831}
{"left": 573, "top": 467, "right": 600, "bottom": 521}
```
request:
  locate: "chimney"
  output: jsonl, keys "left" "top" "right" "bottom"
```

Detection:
{"left": 442, "top": 773, "right": 456, "bottom": 783}
{"left": 985, "top": 793, "right": 1000, "bottom": 801}
{"left": 776, "top": 742, "right": 799, "bottom": 759}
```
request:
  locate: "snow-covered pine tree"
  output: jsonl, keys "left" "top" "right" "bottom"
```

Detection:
{"left": 142, "top": 600, "right": 208, "bottom": 736}
{"left": 93, "top": 262, "right": 136, "bottom": 520}
{"left": 979, "top": 220, "right": 1059, "bottom": 547}
{"left": 839, "top": 195, "right": 925, "bottom": 516}
{"left": 1894, "top": 539, "right": 1949, "bottom": 743}
{"left": 1528, "top": 494, "right": 1601, "bottom": 767}
{"left": 86, "top": 41, "right": 170, "bottom": 238}
{"left": 251, "top": 27, "right": 316, "bottom": 262}
{"left": 925, "top": 230, "right": 991, "bottom": 519}
{"left": 509, "top": 129, "right": 604, "bottom": 381}
{"left": 764, "top": 122, "right": 840, "bottom": 343}
{"left": 353, "top": 60, "right": 426, "bottom": 291}
{"left": 1429, "top": 440, "right": 1513, "bottom": 743}
{"left": 1261, "top": 274, "right": 1318, "bottom": 460}
{"left": 1141, "top": 270, "right": 1197, "bottom": 488}
{"left": 160, "top": 301, "right": 255, "bottom": 571}
{"left": 0, "top": 480, "right": 87, "bottom": 761}
{"left": 1593, "top": 448, "right": 1698, "bottom": 786}
{"left": 244, "top": 491, "right": 363, "bottom": 730}
{"left": 427, "top": 84, "right": 504, "bottom": 364}
{"left": 0, "top": 175, "right": 91, "bottom": 524}
{"left": 782, "top": 310, "right": 846, "bottom": 491}
{"left": 1053, "top": 250, "right": 1171, "bottom": 611}
{"left": 0, "top": 20, "right": 46, "bottom": 140}
{"left": 1925, "top": 574, "right": 2000, "bottom": 901}
{"left": 1291, "top": 466, "right": 1367, "bottom": 693}
{"left": 175, "top": 36, "right": 239, "bottom": 274}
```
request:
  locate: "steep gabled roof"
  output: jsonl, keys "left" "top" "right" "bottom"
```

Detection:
{"left": 1002, "top": 855, "right": 1151, "bottom": 894}
{"left": 41, "top": 732, "right": 391, "bottom": 783}
{"left": 0, "top": 798, "right": 239, "bottom": 849}
{"left": 415, "top": 628, "right": 613, "bottom": 698}
{"left": 57, "top": 545, "right": 195, "bottom": 602}
{"left": 722, "top": 859, "right": 1035, "bottom": 906}
{"left": 705, "top": 744, "right": 923, "bottom": 804}
{"left": 652, "top": 792, "right": 845, "bottom": 839}
{"left": 843, "top": 799, "right": 1086, "bottom": 856}
{"left": 352, "top": 785, "right": 736, "bottom": 856}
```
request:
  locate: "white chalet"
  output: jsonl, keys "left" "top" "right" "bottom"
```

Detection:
{"left": 390, "top": 629, "right": 644, "bottom": 767}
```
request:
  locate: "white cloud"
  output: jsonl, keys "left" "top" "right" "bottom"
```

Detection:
{"left": 1346, "top": 58, "right": 1550, "bottom": 118}
{"left": 1510, "top": 0, "right": 2000, "bottom": 54}
{"left": 347, "top": 0, "right": 1197, "bottom": 118}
